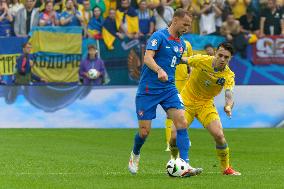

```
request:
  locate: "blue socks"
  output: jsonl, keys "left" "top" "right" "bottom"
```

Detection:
{"left": 132, "top": 129, "right": 190, "bottom": 164}
{"left": 216, "top": 143, "right": 228, "bottom": 149}
{"left": 132, "top": 132, "right": 146, "bottom": 155}
{"left": 176, "top": 128, "right": 190, "bottom": 163}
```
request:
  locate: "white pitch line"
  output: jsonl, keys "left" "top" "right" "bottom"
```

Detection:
{"left": 14, "top": 172, "right": 85, "bottom": 175}
{"left": 8, "top": 171, "right": 220, "bottom": 176}
{"left": 204, "top": 172, "right": 220, "bottom": 174}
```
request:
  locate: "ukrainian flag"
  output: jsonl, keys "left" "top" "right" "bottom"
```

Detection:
{"left": 29, "top": 27, "right": 82, "bottom": 54}
{"left": 102, "top": 17, "right": 117, "bottom": 50}
{"left": 0, "top": 37, "right": 26, "bottom": 76}
{"left": 115, "top": 7, "right": 139, "bottom": 34}
{"left": 103, "top": 0, "right": 116, "bottom": 18}
{"left": 102, "top": 7, "right": 139, "bottom": 50}
{"left": 29, "top": 26, "right": 83, "bottom": 83}
{"left": 88, "top": 17, "right": 104, "bottom": 37}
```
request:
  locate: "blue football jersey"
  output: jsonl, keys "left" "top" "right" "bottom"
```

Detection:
{"left": 137, "top": 28, "right": 186, "bottom": 94}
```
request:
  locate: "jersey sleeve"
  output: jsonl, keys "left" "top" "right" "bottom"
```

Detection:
{"left": 182, "top": 41, "right": 193, "bottom": 57}
{"left": 146, "top": 31, "right": 162, "bottom": 51}
{"left": 224, "top": 71, "right": 235, "bottom": 91}
{"left": 187, "top": 54, "right": 209, "bottom": 68}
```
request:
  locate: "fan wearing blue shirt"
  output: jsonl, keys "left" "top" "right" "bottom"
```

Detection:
{"left": 60, "top": 0, "right": 82, "bottom": 26}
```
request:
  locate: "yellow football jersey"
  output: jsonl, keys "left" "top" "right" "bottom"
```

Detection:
{"left": 175, "top": 41, "right": 193, "bottom": 81}
{"left": 181, "top": 54, "right": 235, "bottom": 104}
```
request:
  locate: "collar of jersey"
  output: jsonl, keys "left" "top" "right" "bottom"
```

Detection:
{"left": 213, "top": 66, "right": 227, "bottom": 72}
{"left": 166, "top": 28, "right": 180, "bottom": 42}
{"left": 168, "top": 35, "right": 180, "bottom": 42}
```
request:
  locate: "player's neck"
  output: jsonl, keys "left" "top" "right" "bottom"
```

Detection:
{"left": 168, "top": 27, "right": 179, "bottom": 38}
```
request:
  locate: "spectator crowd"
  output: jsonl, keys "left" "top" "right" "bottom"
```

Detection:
{"left": 0, "top": 0, "right": 284, "bottom": 85}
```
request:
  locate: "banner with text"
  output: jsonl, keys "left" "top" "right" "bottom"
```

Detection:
{"left": 0, "top": 37, "right": 27, "bottom": 76}
{"left": 253, "top": 35, "right": 284, "bottom": 65}
{"left": 29, "top": 27, "right": 83, "bottom": 83}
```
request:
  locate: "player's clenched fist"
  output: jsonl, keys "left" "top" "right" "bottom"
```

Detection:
{"left": 224, "top": 105, "right": 232, "bottom": 118}
{"left": 157, "top": 68, "right": 168, "bottom": 82}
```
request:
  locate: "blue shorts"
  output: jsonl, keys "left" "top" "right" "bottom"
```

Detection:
{"left": 136, "top": 89, "right": 184, "bottom": 120}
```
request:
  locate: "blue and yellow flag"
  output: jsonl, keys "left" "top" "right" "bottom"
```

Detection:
{"left": 102, "top": 17, "right": 117, "bottom": 50}
{"left": 103, "top": 0, "right": 116, "bottom": 18}
{"left": 29, "top": 26, "right": 83, "bottom": 83}
{"left": 29, "top": 27, "right": 82, "bottom": 54}
{"left": 0, "top": 37, "right": 27, "bottom": 76}
{"left": 88, "top": 17, "right": 104, "bottom": 37}
{"left": 102, "top": 7, "right": 139, "bottom": 50}
{"left": 115, "top": 7, "right": 139, "bottom": 34}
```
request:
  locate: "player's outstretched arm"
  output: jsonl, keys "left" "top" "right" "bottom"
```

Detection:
{"left": 180, "top": 57, "right": 189, "bottom": 64}
{"left": 224, "top": 89, "right": 234, "bottom": 118}
{"left": 180, "top": 55, "right": 200, "bottom": 68}
{"left": 144, "top": 50, "right": 168, "bottom": 82}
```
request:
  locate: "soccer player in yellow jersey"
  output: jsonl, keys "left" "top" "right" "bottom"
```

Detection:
{"left": 164, "top": 40, "right": 193, "bottom": 151}
{"left": 175, "top": 42, "right": 241, "bottom": 176}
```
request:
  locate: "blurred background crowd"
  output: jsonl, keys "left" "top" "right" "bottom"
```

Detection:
{"left": 0, "top": 0, "right": 283, "bottom": 38}
{"left": 0, "top": 0, "right": 284, "bottom": 85}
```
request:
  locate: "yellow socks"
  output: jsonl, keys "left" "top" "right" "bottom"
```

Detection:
{"left": 216, "top": 144, "right": 230, "bottom": 171}
{"left": 165, "top": 118, "right": 173, "bottom": 145}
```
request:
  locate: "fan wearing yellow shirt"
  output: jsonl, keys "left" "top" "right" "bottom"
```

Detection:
{"left": 171, "top": 42, "right": 241, "bottom": 176}
{"left": 164, "top": 40, "right": 193, "bottom": 152}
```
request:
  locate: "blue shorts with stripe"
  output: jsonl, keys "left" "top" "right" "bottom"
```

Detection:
{"left": 135, "top": 89, "right": 184, "bottom": 120}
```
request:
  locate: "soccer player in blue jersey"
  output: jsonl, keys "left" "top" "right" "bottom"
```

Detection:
{"left": 128, "top": 8, "right": 202, "bottom": 176}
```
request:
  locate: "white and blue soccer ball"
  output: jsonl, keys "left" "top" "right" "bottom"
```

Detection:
{"left": 88, "top": 69, "right": 98, "bottom": 79}
{"left": 166, "top": 158, "right": 190, "bottom": 177}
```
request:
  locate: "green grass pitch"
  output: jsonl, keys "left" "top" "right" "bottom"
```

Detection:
{"left": 0, "top": 128, "right": 283, "bottom": 189}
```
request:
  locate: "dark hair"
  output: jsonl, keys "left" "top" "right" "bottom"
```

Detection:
{"left": 88, "top": 44, "right": 97, "bottom": 50}
{"left": 93, "top": 6, "right": 101, "bottom": 12}
{"left": 173, "top": 8, "right": 192, "bottom": 18}
{"left": 217, "top": 42, "right": 234, "bottom": 55}
{"left": 22, "top": 42, "right": 31, "bottom": 48}
{"left": 204, "top": 43, "right": 213, "bottom": 50}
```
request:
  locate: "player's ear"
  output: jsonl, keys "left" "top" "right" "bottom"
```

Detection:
{"left": 227, "top": 55, "right": 232, "bottom": 62}
{"left": 172, "top": 17, "right": 178, "bottom": 24}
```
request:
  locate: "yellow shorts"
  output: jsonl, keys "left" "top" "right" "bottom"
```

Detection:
{"left": 175, "top": 80, "right": 187, "bottom": 93}
{"left": 184, "top": 101, "right": 220, "bottom": 128}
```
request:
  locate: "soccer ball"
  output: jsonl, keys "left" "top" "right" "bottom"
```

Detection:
{"left": 166, "top": 158, "right": 190, "bottom": 177}
{"left": 88, "top": 69, "right": 98, "bottom": 79}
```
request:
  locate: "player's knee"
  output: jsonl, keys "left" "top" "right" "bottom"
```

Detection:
{"left": 140, "top": 128, "right": 150, "bottom": 138}
{"left": 214, "top": 132, "right": 226, "bottom": 144}
{"left": 173, "top": 115, "right": 187, "bottom": 129}
{"left": 178, "top": 118, "right": 188, "bottom": 129}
